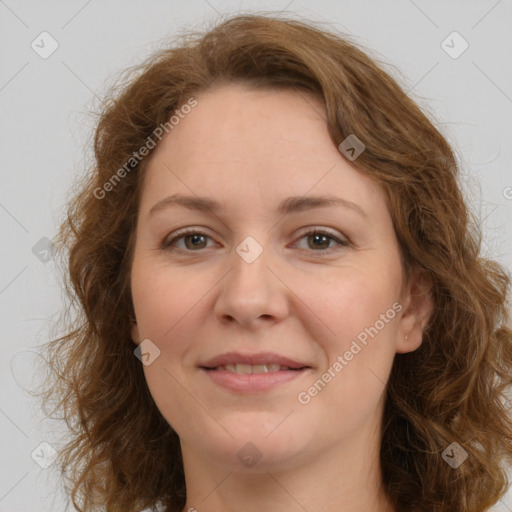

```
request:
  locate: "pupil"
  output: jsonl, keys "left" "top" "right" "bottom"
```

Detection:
{"left": 188, "top": 235, "right": 205, "bottom": 249}
{"left": 311, "top": 234, "right": 328, "bottom": 249}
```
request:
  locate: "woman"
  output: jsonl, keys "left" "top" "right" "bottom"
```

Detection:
{"left": 37, "top": 14, "right": 512, "bottom": 512}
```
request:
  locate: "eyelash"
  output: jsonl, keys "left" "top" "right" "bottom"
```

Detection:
{"left": 161, "top": 228, "right": 349, "bottom": 254}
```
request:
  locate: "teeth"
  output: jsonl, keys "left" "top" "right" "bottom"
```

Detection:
{"left": 235, "top": 363, "right": 252, "bottom": 374}
{"left": 252, "top": 364, "right": 268, "bottom": 373}
{"left": 214, "top": 363, "right": 295, "bottom": 374}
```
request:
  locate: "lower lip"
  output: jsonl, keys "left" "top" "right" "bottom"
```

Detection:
{"left": 201, "top": 368, "right": 308, "bottom": 393}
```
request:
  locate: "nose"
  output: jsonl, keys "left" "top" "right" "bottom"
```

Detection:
{"left": 213, "top": 236, "right": 290, "bottom": 330}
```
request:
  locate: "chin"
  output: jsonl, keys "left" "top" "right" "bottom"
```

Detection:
{"left": 187, "top": 417, "right": 314, "bottom": 472}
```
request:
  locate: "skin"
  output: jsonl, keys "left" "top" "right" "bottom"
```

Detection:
{"left": 130, "top": 84, "right": 433, "bottom": 512}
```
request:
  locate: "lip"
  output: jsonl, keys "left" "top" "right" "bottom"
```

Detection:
{"left": 199, "top": 351, "right": 309, "bottom": 369}
{"left": 201, "top": 368, "right": 309, "bottom": 393}
{"left": 198, "top": 351, "right": 312, "bottom": 393}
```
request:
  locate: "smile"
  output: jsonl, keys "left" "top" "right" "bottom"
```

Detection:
{"left": 200, "top": 366, "right": 310, "bottom": 392}
{"left": 211, "top": 363, "right": 305, "bottom": 374}
{"left": 198, "top": 351, "right": 312, "bottom": 393}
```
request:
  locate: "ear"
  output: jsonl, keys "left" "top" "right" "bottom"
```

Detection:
{"left": 396, "top": 268, "right": 434, "bottom": 354}
{"left": 131, "top": 319, "right": 141, "bottom": 346}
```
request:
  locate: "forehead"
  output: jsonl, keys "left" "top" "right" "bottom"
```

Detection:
{"left": 168, "top": 84, "right": 331, "bottom": 162}
{"left": 140, "top": 84, "right": 385, "bottom": 217}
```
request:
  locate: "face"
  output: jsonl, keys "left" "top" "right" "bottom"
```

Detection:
{"left": 130, "top": 84, "right": 430, "bottom": 472}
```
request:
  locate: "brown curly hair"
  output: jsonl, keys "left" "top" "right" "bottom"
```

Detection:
{"left": 34, "top": 13, "right": 512, "bottom": 512}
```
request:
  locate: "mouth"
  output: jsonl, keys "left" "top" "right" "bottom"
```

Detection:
{"left": 203, "top": 363, "right": 308, "bottom": 374}
{"left": 198, "top": 352, "right": 312, "bottom": 393}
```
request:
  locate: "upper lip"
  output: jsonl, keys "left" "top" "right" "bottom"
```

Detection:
{"left": 199, "top": 352, "right": 310, "bottom": 369}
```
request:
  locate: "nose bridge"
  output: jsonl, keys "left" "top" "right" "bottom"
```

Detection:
{"left": 235, "top": 234, "right": 266, "bottom": 266}
{"left": 214, "top": 232, "right": 288, "bottom": 326}
{"left": 229, "top": 233, "right": 272, "bottom": 294}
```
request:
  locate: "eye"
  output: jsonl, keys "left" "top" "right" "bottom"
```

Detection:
{"left": 291, "top": 228, "right": 349, "bottom": 253}
{"left": 161, "top": 228, "right": 349, "bottom": 253}
{"left": 162, "top": 229, "right": 216, "bottom": 251}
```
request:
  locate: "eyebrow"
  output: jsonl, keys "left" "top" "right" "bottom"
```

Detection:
{"left": 148, "top": 193, "right": 368, "bottom": 218}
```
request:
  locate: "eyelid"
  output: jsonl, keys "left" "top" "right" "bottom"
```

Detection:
{"left": 290, "top": 227, "right": 349, "bottom": 252}
{"left": 293, "top": 226, "right": 347, "bottom": 243}
{"left": 162, "top": 226, "right": 349, "bottom": 252}
{"left": 161, "top": 227, "right": 217, "bottom": 249}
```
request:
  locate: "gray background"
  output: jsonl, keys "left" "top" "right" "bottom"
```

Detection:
{"left": 1, "top": 1, "right": 511, "bottom": 511}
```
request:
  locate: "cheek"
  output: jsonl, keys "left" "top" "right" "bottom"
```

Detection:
{"left": 317, "top": 263, "right": 401, "bottom": 340}
{"left": 307, "top": 264, "right": 401, "bottom": 401}
{"left": 131, "top": 258, "right": 202, "bottom": 342}
{"left": 130, "top": 261, "right": 209, "bottom": 430}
